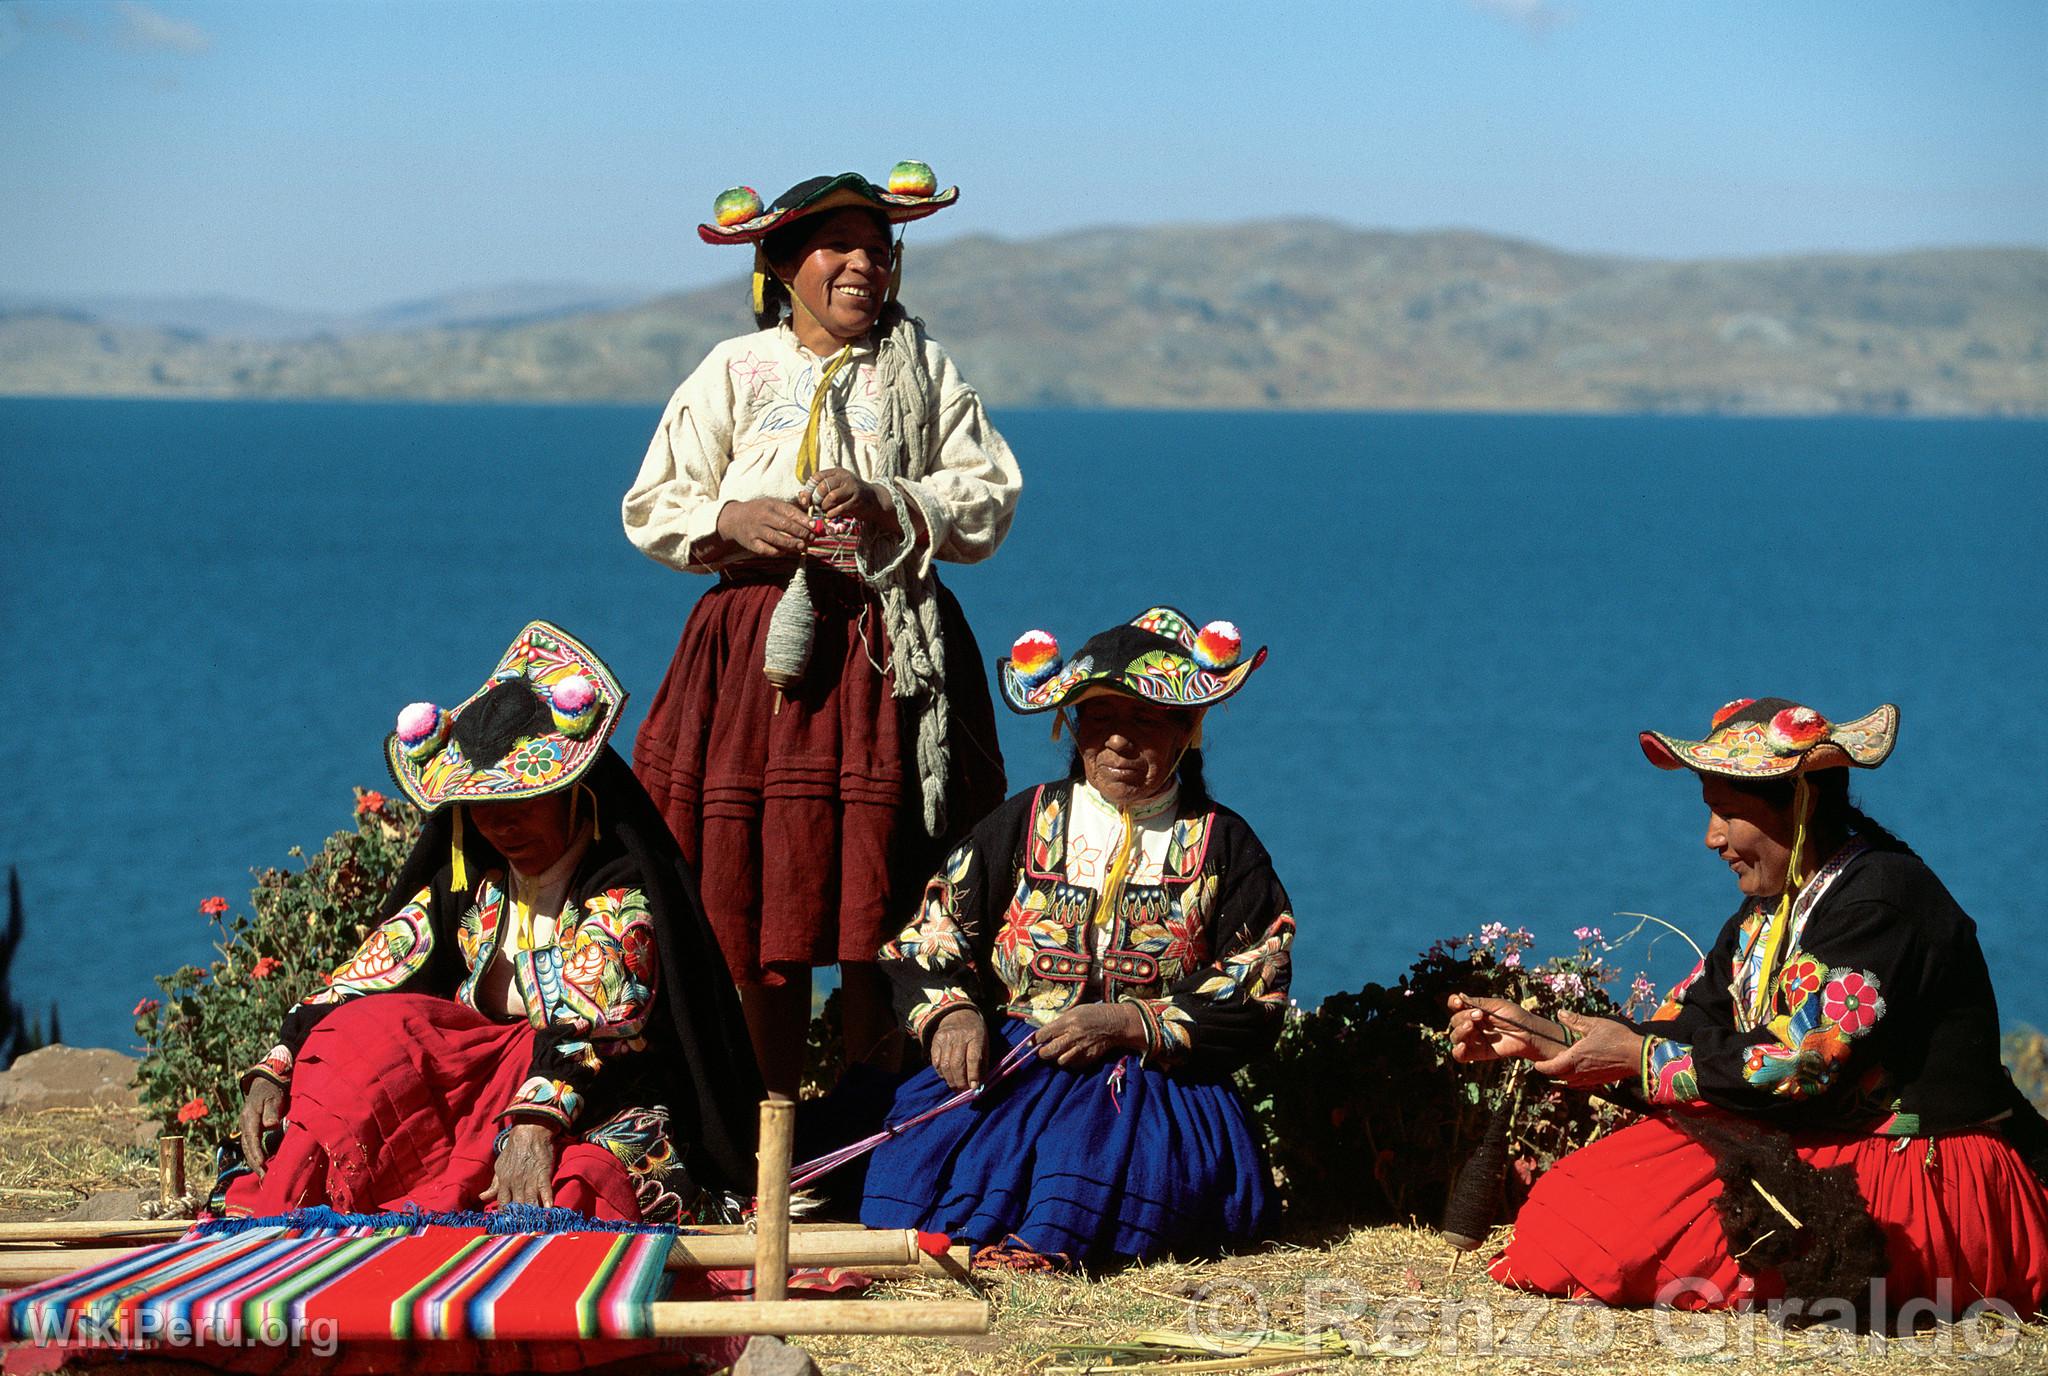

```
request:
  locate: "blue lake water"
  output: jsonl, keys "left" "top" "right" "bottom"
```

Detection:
{"left": 3, "top": 398, "right": 2045, "bottom": 1051}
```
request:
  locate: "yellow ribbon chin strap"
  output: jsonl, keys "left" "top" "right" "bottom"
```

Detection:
{"left": 795, "top": 344, "right": 854, "bottom": 486}
{"left": 450, "top": 806, "right": 469, "bottom": 894}
{"left": 887, "top": 237, "right": 904, "bottom": 303}
{"left": 1746, "top": 773, "right": 1814, "bottom": 1027}
{"left": 751, "top": 246, "right": 769, "bottom": 318}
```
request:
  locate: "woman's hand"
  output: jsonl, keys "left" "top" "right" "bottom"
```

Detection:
{"left": 239, "top": 1078, "right": 287, "bottom": 1177}
{"left": 1446, "top": 993, "right": 1564, "bottom": 1064}
{"left": 482, "top": 1122, "right": 559, "bottom": 1208}
{"left": 1035, "top": 1003, "right": 1146, "bottom": 1070}
{"left": 1529, "top": 1011, "right": 1647, "bottom": 1090}
{"left": 715, "top": 497, "right": 812, "bottom": 557}
{"left": 929, "top": 1007, "right": 989, "bottom": 1091}
{"left": 806, "top": 470, "right": 900, "bottom": 536}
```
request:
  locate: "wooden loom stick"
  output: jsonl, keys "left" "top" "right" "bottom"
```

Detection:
{"left": 754, "top": 1098, "right": 795, "bottom": 1304}
{"left": 0, "top": 1221, "right": 189, "bottom": 1245}
{"left": 646, "top": 1298, "right": 990, "bottom": 1337}
{"left": 157, "top": 1136, "right": 185, "bottom": 1210}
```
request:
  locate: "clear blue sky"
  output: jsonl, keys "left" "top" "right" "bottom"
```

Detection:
{"left": 3, "top": 0, "right": 2043, "bottom": 311}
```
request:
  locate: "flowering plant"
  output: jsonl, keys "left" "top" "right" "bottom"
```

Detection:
{"left": 1240, "top": 923, "right": 1654, "bottom": 1230}
{"left": 134, "top": 788, "right": 422, "bottom": 1150}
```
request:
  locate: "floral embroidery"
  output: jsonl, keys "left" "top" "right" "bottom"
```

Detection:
{"left": 1823, "top": 971, "right": 1886, "bottom": 1035}
{"left": 506, "top": 738, "right": 564, "bottom": 784}
{"left": 1739, "top": 962, "right": 1886, "bottom": 1099}
{"left": 1779, "top": 955, "right": 1825, "bottom": 1002}
{"left": 304, "top": 890, "right": 434, "bottom": 1005}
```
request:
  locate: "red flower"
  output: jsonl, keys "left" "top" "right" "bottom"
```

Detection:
{"left": 356, "top": 790, "right": 387, "bottom": 817}
{"left": 250, "top": 956, "right": 282, "bottom": 980}
{"left": 176, "top": 1097, "right": 208, "bottom": 1124}
{"left": 1822, "top": 970, "right": 1886, "bottom": 1036}
{"left": 199, "top": 896, "right": 229, "bottom": 916}
{"left": 131, "top": 998, "right": 160, "bottom": 1018}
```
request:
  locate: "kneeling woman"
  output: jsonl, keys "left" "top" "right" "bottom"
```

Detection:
{"left": 228, "top": 621, "right": 762, "bottom": 1223}
{"left": 1450, "top": 698, "right": 2048, "bottom": 1320}
{"left": 862, "top": 608, "right": 1294, "bottom": 1265}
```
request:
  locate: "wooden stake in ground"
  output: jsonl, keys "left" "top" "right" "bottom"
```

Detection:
{"left": 754, "top": 1099, "right": 795, "bottom": 1304}
{"left": 157, "top": 1136, "right": 185, "bottom": 1211}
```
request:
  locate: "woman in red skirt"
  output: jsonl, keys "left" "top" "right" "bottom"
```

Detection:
{"left": 1449, "top": 697, "right": 2048, "bottom": 1324}
{"left": 623, "top": 164, "right": 1018, "bottom": 1097}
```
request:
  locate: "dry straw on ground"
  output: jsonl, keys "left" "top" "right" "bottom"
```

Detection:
{"left": 4, "top": 1106, "right": 2045, "bottom": 1373}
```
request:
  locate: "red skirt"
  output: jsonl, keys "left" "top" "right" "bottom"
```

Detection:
{"left": 223, "top": 996, "right": 645, "bottom": 1220}
{"left": 632, "top": 566, "right": 1004, "bottom": 983}
{"left": 1492, "top": 1112, "right": 2048, "bottom": 1319}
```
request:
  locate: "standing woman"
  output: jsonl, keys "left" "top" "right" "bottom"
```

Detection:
{"left": 1449, "top": 698, "right": 2048, "bottom": 1321}
{"left": 624, "top": 165, "right": 1019, "bottom": 1098}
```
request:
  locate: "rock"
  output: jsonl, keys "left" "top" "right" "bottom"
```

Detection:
{"left": 61, "top": 1188, "right": 146, "bottom": 1222}
{"left": 0, "top": 1045, "right": 142, "bottom": 1111}
{"left": 731, "top": 1335, "right": 821, "bottom": 1376}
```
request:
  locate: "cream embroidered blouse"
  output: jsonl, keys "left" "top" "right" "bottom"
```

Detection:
{"left": 622, "top": 325, "right": 1022, "bottom": 576}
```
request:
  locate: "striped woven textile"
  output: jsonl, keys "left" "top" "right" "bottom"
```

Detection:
{"left": 2, "top": 1223, "right": 676, "bottom": 1347}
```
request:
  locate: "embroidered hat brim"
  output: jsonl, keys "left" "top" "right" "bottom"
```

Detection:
{"left": 996, "top": 606, "right": 1268, "bottom": 715}
{"left": 1640, "top": 702, "right": 1898, "bottom": 778}
{"left": 698, "top": 172, "right": 959, "bottom": 246}
{"left": 385, "top": 620, "right": 627, "bottom": 811}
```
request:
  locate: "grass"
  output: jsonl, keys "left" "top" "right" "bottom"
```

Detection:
{"left": 807, "top": 1226, "right": 2048, "bottom": 1375}
{"left": 4, "top": 1106, "right": 2047, "bottom": 1372}
{"left": 0, "top": 1105, "right": 156, "bottom": 1222}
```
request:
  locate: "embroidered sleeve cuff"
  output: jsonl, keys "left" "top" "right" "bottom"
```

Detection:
{"left": 1641, "top": 1034, "right": 1701, "bottom": 1106}
{"left": 239, "top": 1043, "right": 294, "bottom": 1092}
{"left": 1135, "top": 999, "right": 1193, "bottom": 1067}
{"left": 909, "top": 992, "right": 976, "bottom": 1045}
{"left": 499, "top": 1076, "right": 582, "bottom": 1130}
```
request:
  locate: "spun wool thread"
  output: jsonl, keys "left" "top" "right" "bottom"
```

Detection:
{"left": 862, "top": 308, "right": 952, "bottom": 835}
{"left": 762, "top": 560, "right": 817, "bottom": 701}
{"left": 1439, "top": 1091, "right": 1516, "bottom": 1251}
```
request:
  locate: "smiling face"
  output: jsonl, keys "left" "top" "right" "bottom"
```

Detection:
{"left": 773, "top": 208, "right": 893, "bottom": 351}
{"left": 1073, "top": 694, "right": 1200, "bottom": 808}
{"left": 468, "top": 791, "right": 576, "bottom": 874}
{"left": 1699, "top": 774, "right": 1798, "bottom": 899}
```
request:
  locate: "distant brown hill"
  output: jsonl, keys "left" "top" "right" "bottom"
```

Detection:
{"left": 3, "top": 224, "right": 2043, "bottom": 414}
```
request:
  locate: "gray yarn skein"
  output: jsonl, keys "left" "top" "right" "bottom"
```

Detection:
{"left": 861, "top": 311, "right": 951, "bottom": 837}
{"left": 761, "top": 559, "right": 816, "bottom": 693}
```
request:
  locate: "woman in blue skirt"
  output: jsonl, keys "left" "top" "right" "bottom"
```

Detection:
{"left": 862, "top": 607, "right": 1295, "bottom": 1266}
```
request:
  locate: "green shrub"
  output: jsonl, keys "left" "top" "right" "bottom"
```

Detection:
{"left": 1241, "top": 924, "right": 1652, "bottom": 1233}
{"left": 133, "top": 789, "right": 423, "bottom": 1149}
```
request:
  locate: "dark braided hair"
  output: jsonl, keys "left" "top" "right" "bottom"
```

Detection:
{"left": 1730, "top": 769, "right": 1913, "bottom": 856}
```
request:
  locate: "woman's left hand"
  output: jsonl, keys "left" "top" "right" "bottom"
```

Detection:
{"left": 806, "top": 470, "right": 897, "bottom": 532}
{"left": 1035, "top": 1004, "right": 1147, "bottom": 1069}
{"left": 1529, "top": 1011, "right": 1647, "bottom": 1090}
{"left": 482, "top": 1122, "right": 559, "bottom": 1208}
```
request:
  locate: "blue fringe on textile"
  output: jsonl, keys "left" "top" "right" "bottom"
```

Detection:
{"left": 195, "top": 1204, "right": 683, "bottom": 1237}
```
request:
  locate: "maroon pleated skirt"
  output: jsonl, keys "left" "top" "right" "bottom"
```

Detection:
{"left": 1491, "top": 1112, "right": 2048, "bottom": 1320}
{"left": 631, "top": 565, "right": 1005, "bottom": 983}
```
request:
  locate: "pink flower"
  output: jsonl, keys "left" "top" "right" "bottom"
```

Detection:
{"left": 1573, "top": 926, "right": 1603, "bottom": 944}
{"left": 1823, "top": 970, "right": 1886, "bottom": 1036}
{"left": 1630, "top": 976, "right": 1656, "bottom": 1005}
{"left": 176, "top": 1097, "right": 208, "bottom": 1124}
{"left": 1502, "top": 949, "right": 1522, "bottom": 968}
{"left": 199, "top": 896, "right": 229, "bottom": 916}
{"left": 355, "top": 790, "right": 387, "bottom": 817}
{"left": 250, "top": 956, "right": 282, "bottom": 980}
{"left": 131, "top": 998, "right": 160, "bottom": 1018}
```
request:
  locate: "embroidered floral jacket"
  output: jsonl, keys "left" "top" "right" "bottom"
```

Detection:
{"left": 1630, "top": 844, "right": 2017, "bottom": 1136}
{"left": 244, "top": 849, "right": 661, "bottom": 1137}
{"left": 879, "top": 780, "right": 1296, "bottom": 1074}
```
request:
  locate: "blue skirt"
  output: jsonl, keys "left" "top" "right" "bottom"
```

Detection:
{"left": 858, "top": 1019, "right": 1273, "bottom": 1262}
